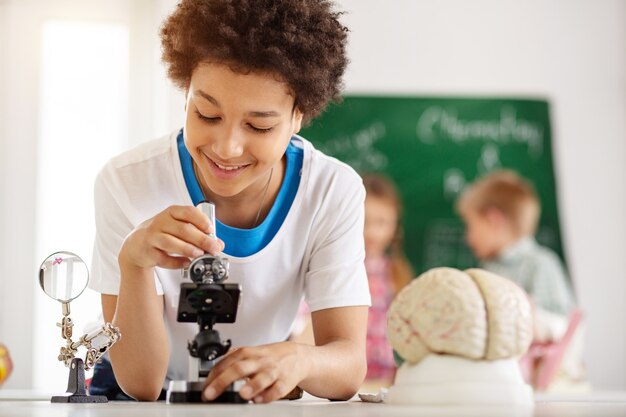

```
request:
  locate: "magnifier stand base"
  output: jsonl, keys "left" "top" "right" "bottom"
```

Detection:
{"left": 51, "top": 358, "right": 108, "bottom": 403}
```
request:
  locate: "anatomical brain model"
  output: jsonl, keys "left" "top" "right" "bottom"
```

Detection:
{"left": 386, "top": 267, "right": 534, "bottom": 406}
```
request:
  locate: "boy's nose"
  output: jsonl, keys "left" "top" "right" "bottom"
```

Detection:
{"left": 212, "top": 129, "right": 244, "bottom": 160}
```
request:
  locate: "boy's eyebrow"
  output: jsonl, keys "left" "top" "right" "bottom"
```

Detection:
{"left": 195, "top": 89, "right": 219, "bottom": 106}
{"left": 195, "top": 89, "right": 281, "bottom": 118}
{"left": 246, "top": 110, "right": 281, "bottom": 118}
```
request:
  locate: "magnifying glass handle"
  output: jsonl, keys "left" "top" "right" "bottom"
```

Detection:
{"left": 197, "top": 201, "right": 216, "bottom": 240}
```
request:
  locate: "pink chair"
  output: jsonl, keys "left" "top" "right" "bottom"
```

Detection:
{"left": 520, "top": 308, "right": 583, "bottom": 391}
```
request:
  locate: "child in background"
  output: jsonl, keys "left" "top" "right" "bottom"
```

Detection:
{"left": 362, "top": 174, "right": 413, "bottom": 385}
{"left": 456, "top": 170, "right": 585, "bottom": 385}
{"left": 291, "top": 173, "right": 413, "bottom": 386}
{"left": 456, "top": 170, "right": 575, "bottom": 322}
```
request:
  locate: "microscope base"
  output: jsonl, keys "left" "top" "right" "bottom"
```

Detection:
{"left": 166, "top": 380, "right": 247, "bottom": 404}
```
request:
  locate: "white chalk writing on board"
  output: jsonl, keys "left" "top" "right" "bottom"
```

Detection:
{"left": 318, "top": 121, "right": 388, "bottom": 172}
{"left": 416, "top": 106, "right": 544, "bottom": 158}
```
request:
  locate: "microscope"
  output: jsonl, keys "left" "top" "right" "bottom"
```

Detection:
{"left": 166, "top": 201, "right": 245, "bottom": 403}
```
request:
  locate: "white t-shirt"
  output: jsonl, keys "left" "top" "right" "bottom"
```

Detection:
{"left": 89, "top": 130, "right": 371, "bottom": 381}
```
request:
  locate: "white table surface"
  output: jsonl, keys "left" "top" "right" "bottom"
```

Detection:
{"left": 1, "top": 391, "right": 626, "bottom": 417}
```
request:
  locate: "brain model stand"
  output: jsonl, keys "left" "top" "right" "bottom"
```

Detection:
{"left": 386, "top": 267, "right": 534, "bottom": 406}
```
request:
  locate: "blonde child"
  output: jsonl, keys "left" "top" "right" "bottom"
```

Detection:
{"left": 456, "top": 170, "right": 575, "bottom": 323}
{"left": 456, "top": 170, "right": 585, "bottom": 385}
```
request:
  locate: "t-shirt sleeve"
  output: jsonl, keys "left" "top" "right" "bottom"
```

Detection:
{"left": 89, "top": 167, "right": 164, "bottom": 296}
{"left": 304, "top": 176, "right": 371, "bottom": 312}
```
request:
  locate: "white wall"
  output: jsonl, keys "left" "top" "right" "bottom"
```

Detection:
{"left": 0, "top": 0, "right": 624, "bottom": 390}
{"left": 334, "top": 0, "right": 626, "bottom": 389}
{"left": 0, "top": 1, "right": 40, "bottom": 389}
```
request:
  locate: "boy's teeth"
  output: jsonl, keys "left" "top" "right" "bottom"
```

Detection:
{"left": 216, "top": 163, "right": 242, "bottom": 170}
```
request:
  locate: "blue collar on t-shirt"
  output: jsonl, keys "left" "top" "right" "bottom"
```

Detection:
{"left": 176, "top": 129, "right": 303, "bottom": 258}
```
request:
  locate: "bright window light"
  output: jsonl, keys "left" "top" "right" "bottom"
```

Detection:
{"left": 34, "top": 20, "right": 128, "bottom": 391}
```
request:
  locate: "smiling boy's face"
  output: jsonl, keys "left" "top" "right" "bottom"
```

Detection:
{"left": 184, "top": 62, "right": 303, "bottom": 200}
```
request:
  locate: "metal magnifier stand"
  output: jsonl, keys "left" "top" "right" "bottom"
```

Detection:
{"left": 38, "top": 251, "right": 121, "bottom": 403}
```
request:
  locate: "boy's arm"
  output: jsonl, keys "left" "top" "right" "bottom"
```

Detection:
{"left": 299, "top": 305, "right": 368, "bottom": 399}
{"left": 202, "top": 306, "right": 367, "bottom": 402}
{"left": 102, "top": 269, "right": 169, "bottom": 401}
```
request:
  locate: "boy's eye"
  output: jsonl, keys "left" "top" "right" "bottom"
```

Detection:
{"left": 195, "top": 110, "right": 274, "bottom": 134}
{"left": 248, "top": 124, "right": 274, "bottom": 134}
{"left": 195, "top": 110, "right": 220, "bottom": 123}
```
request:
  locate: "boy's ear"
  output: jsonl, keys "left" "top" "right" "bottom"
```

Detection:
{"left": 292, "top": 108, "right": 303, "bottom": 134}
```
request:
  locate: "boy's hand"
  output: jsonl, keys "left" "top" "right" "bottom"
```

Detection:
{"left": 120, "top": 205, "right": 224, "bottom": 271}
{"left": 202, "top": 342, "right": 310, "bottom": 403}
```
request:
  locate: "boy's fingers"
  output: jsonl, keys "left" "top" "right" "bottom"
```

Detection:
{"left": 161, "top": 222, "right": 219, "bottom": 255}
{"left": 239, "top": 366, "right": 277, "bottom": 400}
{"left": 203, "top": 360, "right": 260, "bottom": 401}
{"left": 151, "top": 233, "right": 204, "bottom": 259}
{"left": 168, "top": 205, "right": 212, "bottom": 234}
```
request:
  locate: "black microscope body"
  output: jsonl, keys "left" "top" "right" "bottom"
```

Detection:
{"left": 166, "top": 253, "right": 245, "bottom": 404}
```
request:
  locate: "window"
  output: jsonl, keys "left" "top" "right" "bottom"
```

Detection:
{"left": 34, "top": 20, "right": 129, "bottom": 391}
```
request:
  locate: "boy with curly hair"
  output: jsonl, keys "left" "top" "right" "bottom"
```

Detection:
{"left": 89, "top": 0, "right": 370, "bottom": 403}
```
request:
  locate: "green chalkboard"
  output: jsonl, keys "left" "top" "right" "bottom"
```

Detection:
{"left": 301, "top": 96, "right": 565, "bottom": 275}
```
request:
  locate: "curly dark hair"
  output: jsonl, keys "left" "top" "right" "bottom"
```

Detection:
{"left": 160, "top": 0, "right": 349, "bottom": 123}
